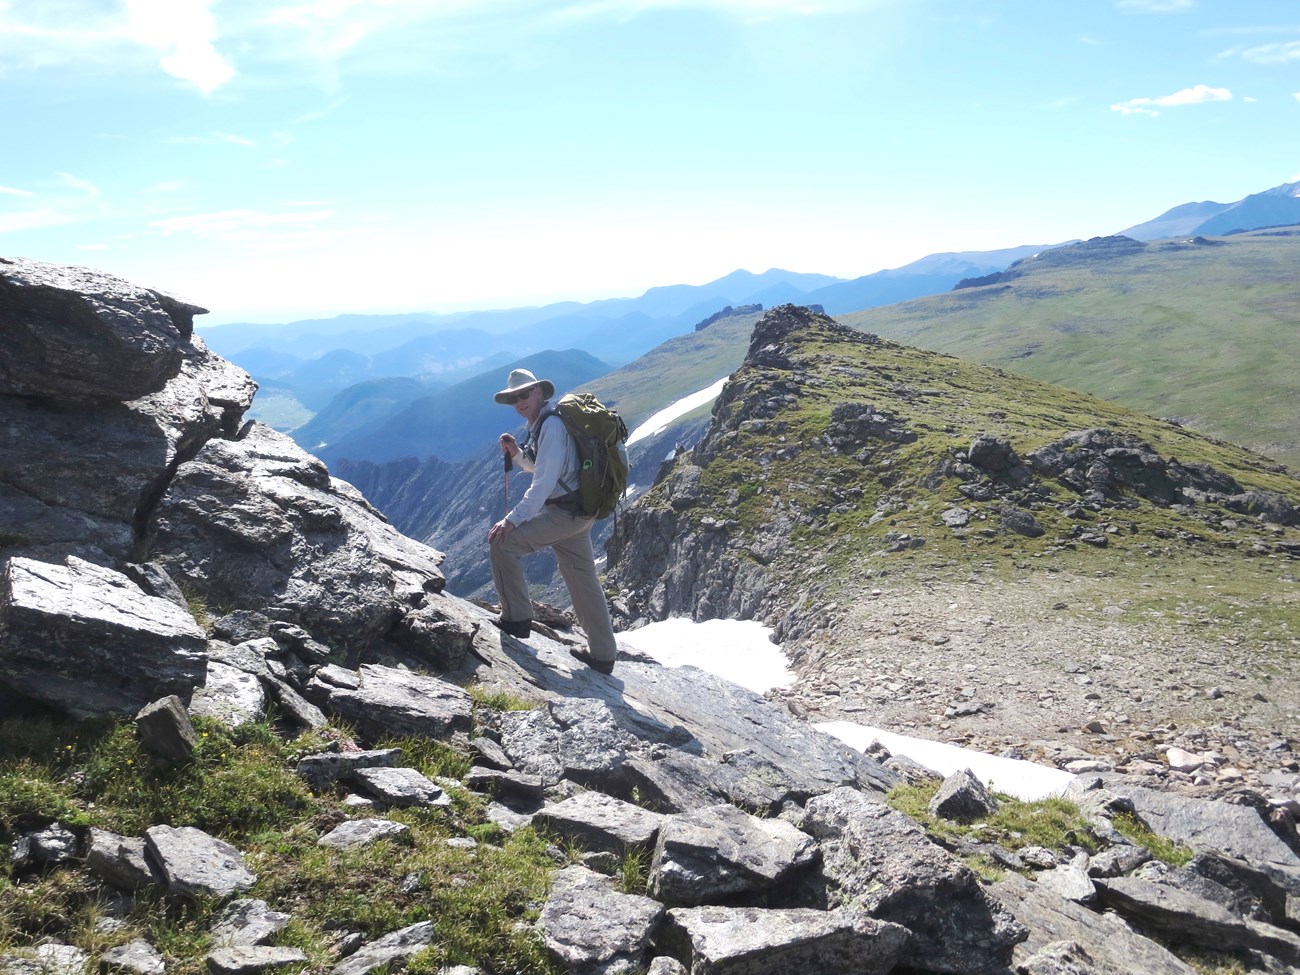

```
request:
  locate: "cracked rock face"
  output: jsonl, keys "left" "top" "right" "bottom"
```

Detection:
{"left": 0, "top": 256, "right": 197, "bottom": 403}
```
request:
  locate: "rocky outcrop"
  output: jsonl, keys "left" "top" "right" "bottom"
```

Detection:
{"left": 694, "top": 304, "right": 762, "bottom": 332}
{"left": 607, "top": 304, "right": 1300, "bottom": 641}
{"left": 955, "top": 236, "right": 1150, "bottom": 290}
{"left": 0, "top": 256, "right": 202, "bottom": 402}
{"left": 0, "top": 258, "right": 480, "bottom": 708}
{"left": 607, "top": 306, "right": 885, "bottom": 624}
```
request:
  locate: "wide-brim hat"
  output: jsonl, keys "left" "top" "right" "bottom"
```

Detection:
{"left": 494, "top": 368, "right": 555, "bottom": 404}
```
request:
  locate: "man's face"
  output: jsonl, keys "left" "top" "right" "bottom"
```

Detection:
{"left": 512, "top": 385, "right": 543, "bottom": 423}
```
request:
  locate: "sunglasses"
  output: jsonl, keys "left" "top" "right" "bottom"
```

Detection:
{"left": 505, "top": 388, "right": 534, "bottom": 404}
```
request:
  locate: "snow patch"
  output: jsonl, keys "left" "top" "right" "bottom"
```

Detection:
{"left": 620, "top": 616, "right": 1076, "bottom": 801}
{"left": 626, "top": 377, "right": 729, "bottom": 446}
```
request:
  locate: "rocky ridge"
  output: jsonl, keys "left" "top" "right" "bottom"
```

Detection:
{"left": 1, "top": 260, "right": 1299, "bottom": 974}
{"left": 607, "top": 304, "right": 1299, "bottom": 791}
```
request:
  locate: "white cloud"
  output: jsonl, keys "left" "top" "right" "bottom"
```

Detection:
{"left": 0, "top": 185, "right": 35, "bottom": 197}
{"left": 1110, "top": 83, "right": 1231, "bottom": 116}
{"left": 0, "top": 0, "right": 234, "bottom": 92}
{"left": 1231, "top": 40, "right": 1300, "bottom": 65}
{"left": 0, "top": 0, "right": 879, "bottom": 94}
{"left": 58, "top": 172, "right": 102, "bottom": 196}
{"left": 124, "top": 0, "right": 235, "bottom": 93}
{"left": 148, "top": 207, "right": 336, "bottom": 241}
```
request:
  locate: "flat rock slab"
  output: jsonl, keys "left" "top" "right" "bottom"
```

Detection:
{"left": 209, "top": 899, "right": 292, "bottom": 948}
{"left": 501, "top": 697, "right": 635, "bottom": 788}
{"left": 649, "top": 803, "right": 819, "bottom": 905}
{"left": 352, "top": 766, "right": 449, "bottom": 808}
{"left": 990, "top": 871, "right": 1197, "bottom": 975}
{"left": 1096, "top": 875, "right": 1300, "bottom": 965}
{"left": 206, "top": 946, "right": 309, "bottom": 975}
{"left": 100, "top": 938, "right": 165, "bottom": 975}
{"left": 329, "top": 921, "right": 432, "bottom": 975}
{"left": 308, "top": 663, "right": 471, "bottom": 742}
{"left": 295, "top": 748, "right": 402, "bottom": 790}
{"left": 535, "top": 790, "right": 666, "bottom": 856}
{"left": 465, "top": 765, "right": 545, "bottom": 802}
{"left": 145, "top": 825, "right": 255, "bottom": 899}
{"left": 189, "top": 660, "right": 266, "bottom": 728}
{"left": 318, "top": 818, "right": 411, "bottom": 849}
{"left": 460, "top": 614, "right": 900, "bottom": 806}
{"left": 660, "top": 905, "right": 909, "bottom": 975}
{"left": 1035, "top": 858, "right": 1096, "bottom": 904}
{"left": 1115, "top": 782, "right": 1300, "bottom": 870}
{"left": 0, "top": 943, "right": 90, "bottom": 975}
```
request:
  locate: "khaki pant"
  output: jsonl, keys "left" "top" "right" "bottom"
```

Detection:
{"left": 490, "top": 505, "right": 618, "bottom": 662}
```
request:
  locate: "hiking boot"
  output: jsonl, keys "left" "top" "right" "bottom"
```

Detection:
{"left": 495, "top": 618, "right": 531, "bottom": 639}
{"left": 569, "top": 647, "right": 615, "bottom": 674}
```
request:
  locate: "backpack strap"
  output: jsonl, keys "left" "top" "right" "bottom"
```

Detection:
{"left": 521, "top": 406, "right": 556, "bottom": 459}
{"left": 523, "top": 408, "right": 578, "bottom": 495}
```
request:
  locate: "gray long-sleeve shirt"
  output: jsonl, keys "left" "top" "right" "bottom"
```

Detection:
{"left": 507, "top": 410, "right": 578, "bottom": 525}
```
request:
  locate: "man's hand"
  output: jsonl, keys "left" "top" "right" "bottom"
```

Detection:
{"left": 488, "top": 519, "right": 514, "bottom": 544}
{"left": 499, "top": 433, "right": 519, "bottom": 457}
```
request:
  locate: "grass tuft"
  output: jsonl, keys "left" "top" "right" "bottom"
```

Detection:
{"left": 1111, "top": 811, "right": 1194, "bottom": 867}
{"left": 1, "top": 712, "right": 566, "bottom": 973}
{"left": 885, "top": 781, "right": 1099, "bottom": 855}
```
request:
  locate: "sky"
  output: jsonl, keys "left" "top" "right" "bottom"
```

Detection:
{"left": 3, "top": 0, "right": 1300, "bottom": 326}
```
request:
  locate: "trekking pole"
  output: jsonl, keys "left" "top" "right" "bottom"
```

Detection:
{"left": 503, "top": 449, "right": 512, "bottom": 520}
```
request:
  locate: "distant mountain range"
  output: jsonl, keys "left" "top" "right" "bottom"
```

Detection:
{"left": 1119, "top": 179, "right": 1300, "bottom": 239}
{"left": 308, "top": 349, "right": 613, "bottom": 467}
{"left": 199, "top": 178, "right": 1300, "bottom": 470}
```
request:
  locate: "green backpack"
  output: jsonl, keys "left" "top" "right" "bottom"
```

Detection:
{"left": 541, "top": 393, "right": 630, "bottom": 520}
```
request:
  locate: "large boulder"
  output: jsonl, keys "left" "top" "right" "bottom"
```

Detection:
{"left": 144, "top": 423, "right": 445, "bottom": 658}
{"left": 648, "top": 803, "right": 820, "bottom": 905}
{"left": 0, "top": 556, "right": 208, "bottom": 716}
{"left": 0, "top": 256, "right": 199, "bottom": 403}
{"left": 801, "top": 786, "right": 1026, "bottom": 974}
{"left": 0, "top": 305, "right": 253, "bottom": 564}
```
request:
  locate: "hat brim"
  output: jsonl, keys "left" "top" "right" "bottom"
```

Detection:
{"left": 494, "top": 379, "right": 555, "bottom": 404}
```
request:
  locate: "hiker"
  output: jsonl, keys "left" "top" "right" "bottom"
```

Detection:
{"left": 488, "top": 369, "right": 619, "bottom": 674}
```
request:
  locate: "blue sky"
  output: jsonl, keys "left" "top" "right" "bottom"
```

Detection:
{"left": 3, "top": 0, "right": 1299, "bottom": 325}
